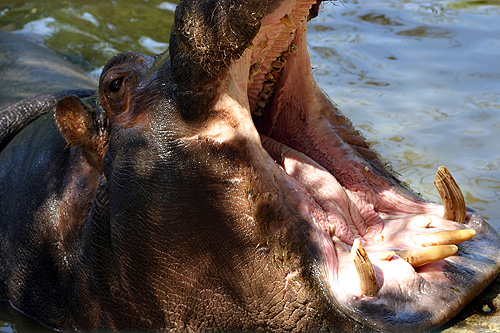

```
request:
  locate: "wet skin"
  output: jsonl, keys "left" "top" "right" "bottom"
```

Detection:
{"left": 1, "top": 0, "right": 500, "bottom": 331}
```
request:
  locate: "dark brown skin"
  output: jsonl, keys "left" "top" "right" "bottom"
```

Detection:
{"left": 0, "top": 0, "right": 499, "bottom": 331}
{"left": 0, "top": 5, "right": 346, "bottom": 330}
{"left": 0, "top": 50, "right": 353, "bottom": 331}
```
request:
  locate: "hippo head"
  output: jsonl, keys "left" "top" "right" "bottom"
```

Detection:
{"left": 54, "top": 0, "right": 500, "bottom": 331}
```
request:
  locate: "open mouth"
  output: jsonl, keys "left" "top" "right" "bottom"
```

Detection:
{"left": 206, "top": 0, "right": 500, "bottom": 331}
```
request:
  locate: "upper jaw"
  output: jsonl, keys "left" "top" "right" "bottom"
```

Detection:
{"left": 199, "top": 1, "right": 500, "bottom": 331}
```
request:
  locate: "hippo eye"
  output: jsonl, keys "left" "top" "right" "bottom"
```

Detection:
{"left": 109, "top": 78, "right": 124, "bottom": 93}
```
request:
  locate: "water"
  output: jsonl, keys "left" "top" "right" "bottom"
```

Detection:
{"left": 0, "top": 0, "right": 499, "bottom": 331}
{"left": 0, "top": 0, "right": 176, "bottom": 78}
{"left": 307, "top": 0, "right": 500, "bottom": 226}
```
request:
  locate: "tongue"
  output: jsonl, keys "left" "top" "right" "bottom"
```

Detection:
{"left": 261, "top": 136, "right": 383, "bottom": 245}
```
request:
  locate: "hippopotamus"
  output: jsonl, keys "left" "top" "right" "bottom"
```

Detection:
{"left": 1, "top": 0, "right": 499, "bottom": 331}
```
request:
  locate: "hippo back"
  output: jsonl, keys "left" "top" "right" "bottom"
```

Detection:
{"left": 0, "top": 32, "right": 96, "bottom": 109}
{"left": 0, "top": 32, "right": 96, "bottom": 151}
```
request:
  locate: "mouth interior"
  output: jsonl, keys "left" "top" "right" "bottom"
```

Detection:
{"left": 213, "top": 0, "right": 499, "bottom": 330}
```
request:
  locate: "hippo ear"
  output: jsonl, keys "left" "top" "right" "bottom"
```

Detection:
{"left": 55, "top": 95, "right": 109, "bottom": 173}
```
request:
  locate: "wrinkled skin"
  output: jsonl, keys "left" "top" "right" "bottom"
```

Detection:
{"left": 1, "top": 0, "right": 500, "bottom": 331}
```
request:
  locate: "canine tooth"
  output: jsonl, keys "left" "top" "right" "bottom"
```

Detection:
{"left": 250, "top": 62, "right": 261, "bottom": 77}
{"left": 280, "top": 14, "right": 293, "bottom": 27}
{"left": 434, "top": 166, "right": 466, "bottom": 223}
{"left": 351, "top": 239, "right": 378, "bottom": 296}
{"left": 396, "top": 245, "right": 458, "bottom": 267}
{"left": 411, "top": 229, "right": 476, "bottom": 247}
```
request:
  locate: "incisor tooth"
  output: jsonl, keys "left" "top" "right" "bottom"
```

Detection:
{"left": 434, "top": 166, "right": 466, "bottom": 223}
{"left": 280, "top": 14, "right": 293, "bottom": 27}
{"left": 396, "top": 245, "right": 458, "bottom": 267}
{"left": 351, "top": 239, "right": 378, "bottom": 296}
{"left": 412, "top": 229, "right": 476, "bottom": 247}
{"left": 376, "top": 251, "right": 396, "bottom": 261}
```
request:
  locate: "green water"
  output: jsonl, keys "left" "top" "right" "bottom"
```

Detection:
{"left": 0, "top": 0, "right": 176, "bottom": 75}
{"left": 1, "top": 0, "right": 500, "bottom": 331}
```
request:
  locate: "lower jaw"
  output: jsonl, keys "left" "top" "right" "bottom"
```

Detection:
{"left": 206, "top": 6, "right": 500, "bottom": 330}
{"left": 243, "top": 24, "right": 500, "bottom": 333}
{"left": 258, "top": 129, "right": 497, "bottom": 330}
